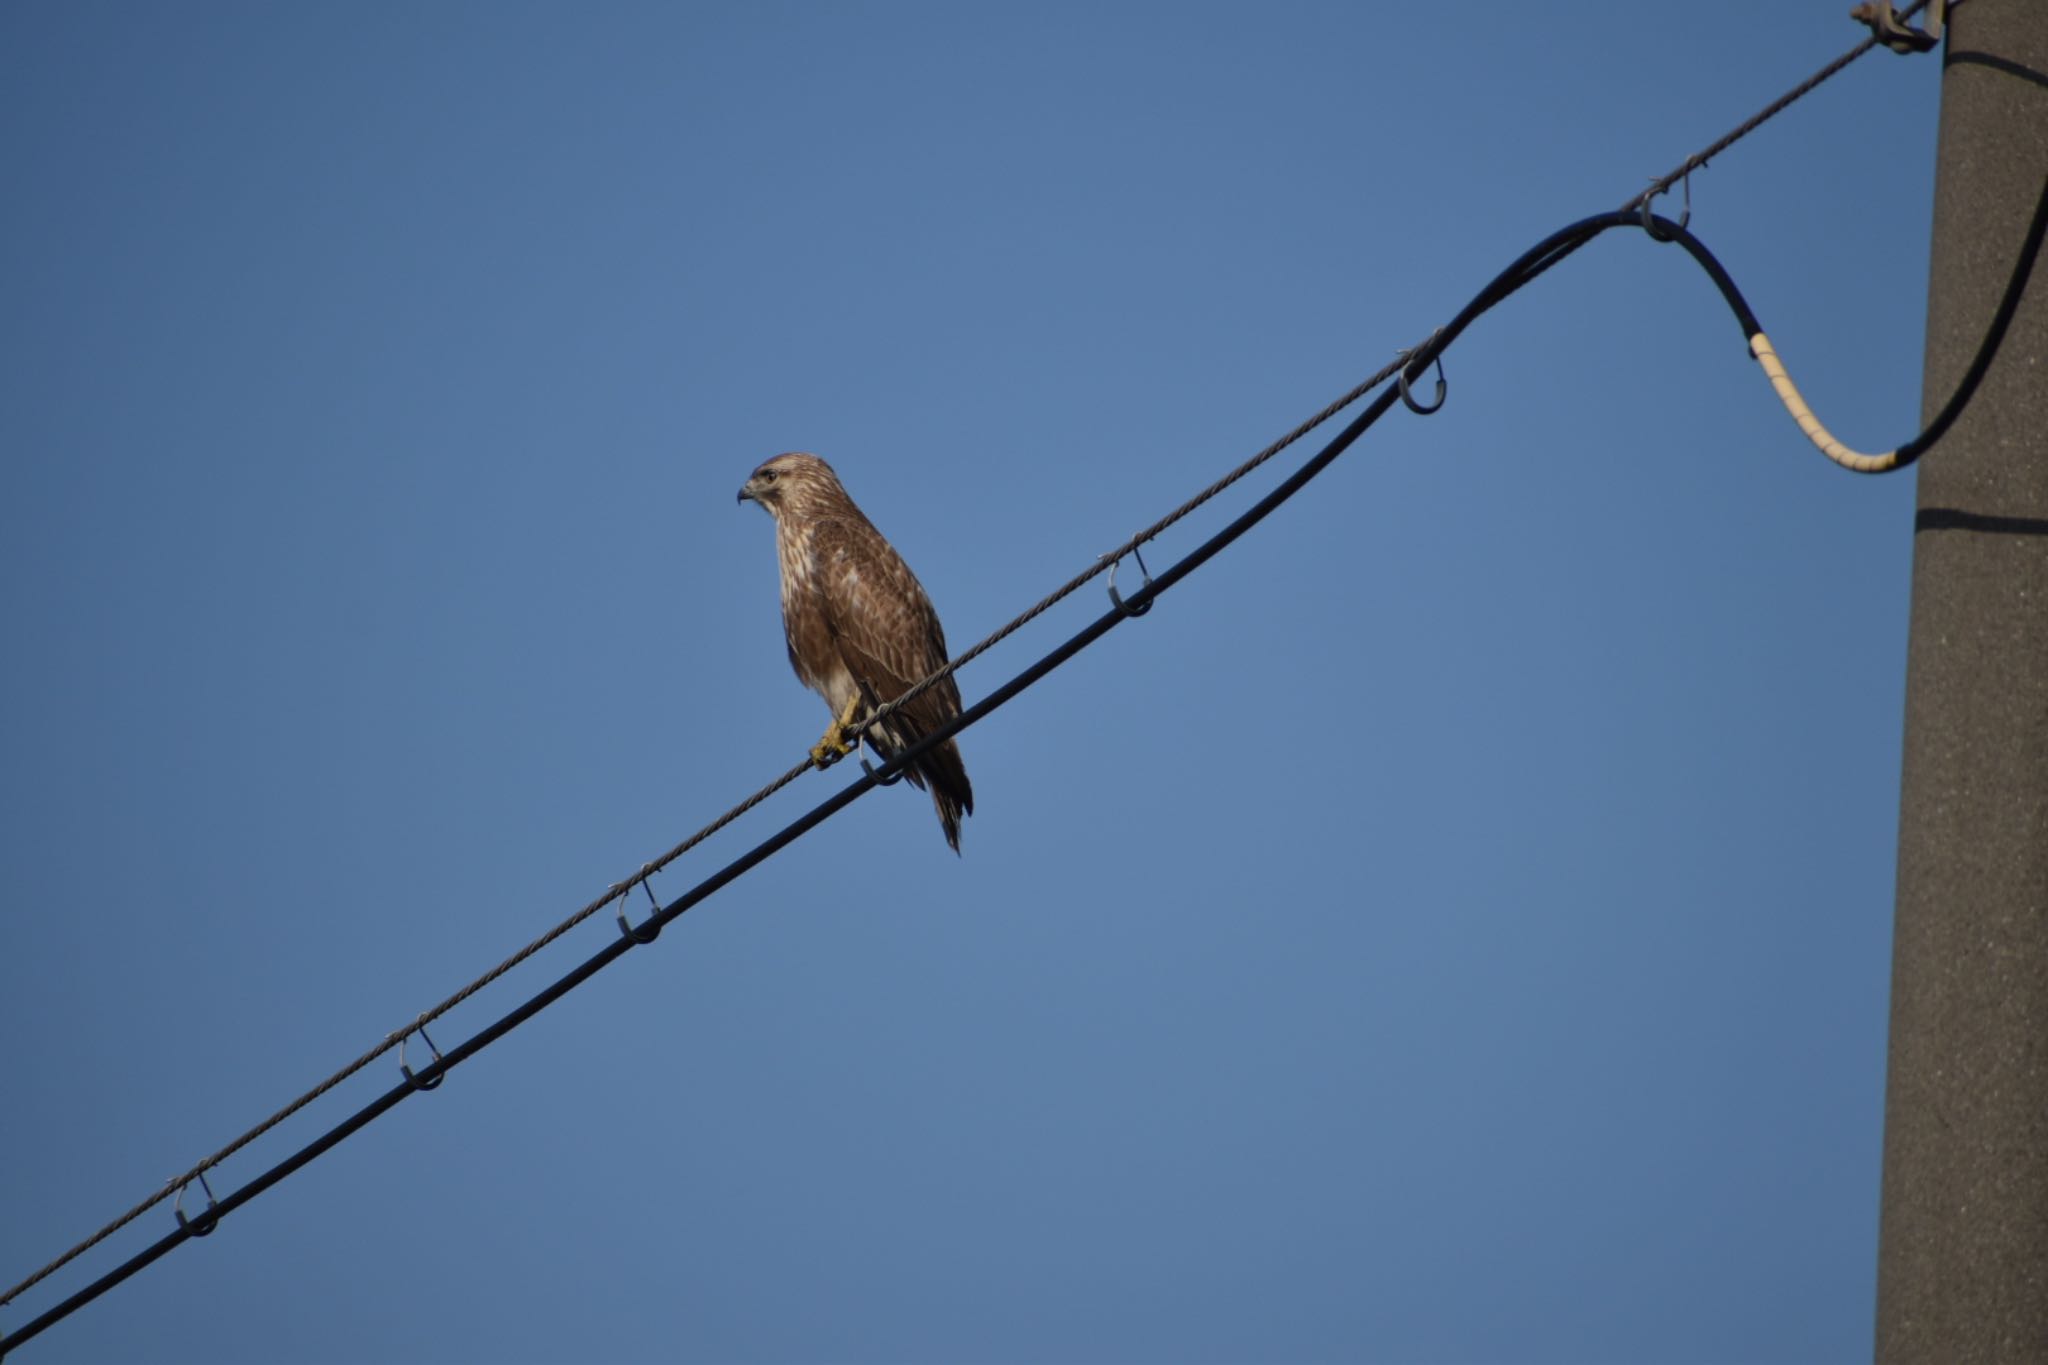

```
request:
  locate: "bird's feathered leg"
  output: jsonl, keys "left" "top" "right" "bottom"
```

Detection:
{"left": 809, "top": 691, "right": 864, "bottom": 767}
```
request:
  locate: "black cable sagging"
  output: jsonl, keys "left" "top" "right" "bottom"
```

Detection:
{"left": 11, "top": 174, "right": 2044, "bottom": 1357}
{"left": 0, "top": 203, "right": 1878, "bottom": 1356}
{"left": 0, "top": 12, "right": 1946, "bottom": 1328}
{"left": 10, "top": 33, "right": 2029, "bottom": 1354}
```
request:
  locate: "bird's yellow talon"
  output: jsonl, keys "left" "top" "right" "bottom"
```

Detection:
{"left": 809, "top": 694, "right": 863, "bottom": 765}
{"left": 810, "top": 717, "right": 858, "bottom": 767}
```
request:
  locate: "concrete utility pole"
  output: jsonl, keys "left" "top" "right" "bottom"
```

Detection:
{"left": 1875, "top": 2, "right": 2048, "bottom": 1361}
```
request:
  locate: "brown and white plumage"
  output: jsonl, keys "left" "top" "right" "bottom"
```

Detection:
{"left": 738, "top": 452, "right": 974, "bottom": 852}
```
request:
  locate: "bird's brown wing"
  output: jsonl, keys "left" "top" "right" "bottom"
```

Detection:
{"left": 810, "top": 517, "right": 973, "bottom": 845}
{"left": 809, "top": 517, "right": 961, "bottom": 730}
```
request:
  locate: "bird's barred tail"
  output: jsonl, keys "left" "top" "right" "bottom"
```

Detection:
{"left": 880, "top": 718, "right": 974, "bottom": 853}
{"left": 921, "top": 737, "right": 973, "bottom": 855}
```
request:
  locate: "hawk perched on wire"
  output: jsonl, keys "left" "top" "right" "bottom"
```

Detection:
{"left": 739, "top": 453, "right": 974, "bottom": 852}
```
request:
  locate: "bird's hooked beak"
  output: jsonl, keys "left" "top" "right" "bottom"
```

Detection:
{"left": 739, "top": 465, "right": 783, "bottom": 511}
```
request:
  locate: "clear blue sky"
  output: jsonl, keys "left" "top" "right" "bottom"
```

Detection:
{"left": 2, "top": 5, "right": 1940, "bottom": 1362}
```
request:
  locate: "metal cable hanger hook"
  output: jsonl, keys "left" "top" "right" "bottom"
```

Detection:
{"left": 1105, "top": 542, "right": 1155, "bottom": 618}
{"left": 397, "top": 1016, "right": 444, "bottom": 1092}
{"left": 1396, "top": 330, "right": 1448, "bottom": 415}
{"left": 859, "top": 729, "right": 908, "bottom": 786}
{"left": 171, "top": 1171, "right": 219, "bottom": 1238}
{"left": 1641, "top": 164, "right": 1693, "bottom": 242}
{"left": 616, "top": 870, "right": 663, "bottom": 945}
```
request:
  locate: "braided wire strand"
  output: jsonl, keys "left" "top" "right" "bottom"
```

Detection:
{"left": 0, "top": 9, "right": 1938, "bottom": 1318}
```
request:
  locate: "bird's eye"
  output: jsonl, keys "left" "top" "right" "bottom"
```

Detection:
{"left": 762, "top": 469, "right": 779, "bottom": 483}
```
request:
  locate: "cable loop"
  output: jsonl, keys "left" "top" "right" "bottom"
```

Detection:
{"left": 0, "top": 13, "right": 1972, "bottom": 1342}
{"left": 173, "top": 1171, "right": 219, "bottom": 1238}
{"left": 398, "top": 1017, "right": 444, "bottom": 1092}
{"left": 1106, "top": 544, "right": 1154, "bottom": 618}
{"left": 616, "top": 873, "right": 662, "bottom": 945}
{"left": 1396, "top": 332, "right": 1447, "bottom": 415}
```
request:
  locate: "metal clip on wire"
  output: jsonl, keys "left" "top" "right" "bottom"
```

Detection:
{"left": 1107, "top": 544, "right": 1154, "bottom": 618}
{"left": 1642, "top": 166, "right": 1692, "bottom": 242}
{"left": 860, "top": 731, "right": 906, "bottom": 787}
{"left": 174, "top": 1170, "right": 220, "bottom": 1238}
{"left": 1850, "top": 0, "right": 1943, "bottom": 53}
{"left": 399, "top": 1016, "right": 444, "bottom": 1092}
{"left": 617, "top": 874, "right": 662, "bottom": 945}
{"left": 1397, "top": 331, "right": 1447, "bottom": 415}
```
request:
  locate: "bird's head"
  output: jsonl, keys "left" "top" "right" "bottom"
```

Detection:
{"left": 738, "top": 452, "right": 840, "bottom": 517}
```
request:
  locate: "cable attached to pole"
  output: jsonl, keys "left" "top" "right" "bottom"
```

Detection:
{"left": 0, "top": 13, "right": 1959, "bottom": 1327}
{"left": 13, "top": 36, "right": 2041, "bottom": 1361}
{"left": 13, "top": 185, "right": 2039, "bottom": 1355}
{"left": 1746, "top": 171, "right": 2048, "bottom": 473}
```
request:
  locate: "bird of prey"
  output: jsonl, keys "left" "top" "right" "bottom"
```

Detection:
{"left": 738, "top": 453, "right": 974, "bottom": 852}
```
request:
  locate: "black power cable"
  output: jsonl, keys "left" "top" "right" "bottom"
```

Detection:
{"left": 0, "top": 10, "right": 1951, "bottom": 1321}
{"left": 9, "top": 187, "right": 2040, "bottom": 1355}
{"left": 1747, "top": 164, "right": 2048, "bottom": 472}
